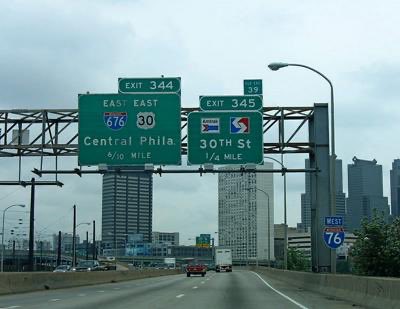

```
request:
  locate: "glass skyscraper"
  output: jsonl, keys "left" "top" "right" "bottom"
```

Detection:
{"left": 346, "top": 157, "right": 389, "bottom": 232}
{"left": 390, "top": 159, "right": 400, "bottom": 217}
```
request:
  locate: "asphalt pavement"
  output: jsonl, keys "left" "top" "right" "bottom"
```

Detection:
{"left": 0, "top": 270, "right": 362, "bottom": 309}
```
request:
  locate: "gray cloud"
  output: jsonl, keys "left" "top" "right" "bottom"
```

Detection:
{"left": 1, "top": 0, "right": 399, "bottom": 244}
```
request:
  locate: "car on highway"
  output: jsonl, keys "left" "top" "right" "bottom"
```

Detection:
{"left": 53, "top": 265, "right": 71, "bottom": 272}
{"left": 72, "top": 260, "right": 103, "bottom": 272}
{"left": 185, "top": 259, "right": 207, "bottom": 277}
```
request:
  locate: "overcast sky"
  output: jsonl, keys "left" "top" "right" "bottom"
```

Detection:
{"left": 1, "top": 1, "right": 399, "bottom": 245}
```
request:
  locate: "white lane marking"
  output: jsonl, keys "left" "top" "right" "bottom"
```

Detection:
{"left": 2, "top": 307, "right": 22, "bottom": 309}
{"left": 78, "top": 294, "right": 86, "bottom": 297}
{"left": 201, "top": 281, "right": 205, "bottom": 284}
{"left": 176, "top": 294, "right": 185, "bottom": 298}
{"left": 113, "top": 287, "right": 121, "bottom": 290}
{"left": 252, "top": 272, "right": 309, "bottom": 309}
{"left": 97, "top": 290, "right": 105, "bottom": 293}
{"left": 206, "top": 278, "right": 210, "bottom": 281}
{"left": 49, "top": 299, "right": 61, "bottom": 302}
{"left": 192, "top": 286, "right": 198, "bottom": 289}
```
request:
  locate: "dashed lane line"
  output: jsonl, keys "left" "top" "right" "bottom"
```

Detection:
{"left": 176, "top": 294, "right": 185, "bottom": 298}
{"left": 252, "top": 272, "right": 309, "bottom": 309}
{"left": 49, "top": 299, "right": 61, "bottom": 302}
{"left": 192, "top": 286, "right": 198, "bottom": 289}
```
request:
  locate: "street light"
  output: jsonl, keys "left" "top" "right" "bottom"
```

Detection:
{"left": 1, "top": 204, "right": 25, "bottom": 272}
{"left": 264, "top": 156, "right": 288, "bottom": 270}
{"left": 211, "top": 232, "right": 218, "bottom": 263}
{"left": 268, "top": 62, "right": 336, "bottom": 272}
{"left": 73, "top": 222, "right": 90, "bottom": 267}
{"left": 255, "top": 188, "right": 271, "bottom": 267}
{"left": 246, "top": 187, "right": 270, "bottom": 267}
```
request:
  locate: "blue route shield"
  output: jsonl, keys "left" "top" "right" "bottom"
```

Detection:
{"left": 104, "top": 112, "right": 128, "bottom": 131}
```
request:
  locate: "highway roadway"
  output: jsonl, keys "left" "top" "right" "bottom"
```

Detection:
{"left": 0, "top": 270, "right": 360, "bottom": 309}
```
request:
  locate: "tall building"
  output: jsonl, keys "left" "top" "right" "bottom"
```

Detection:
{"left": 347, "top": 157, "right": 389, "bottom": 232}
{"left": 102, "top": 168, "right": 153, "bottom": 252}
{"left": 218, "top": 163, "right": 274, "bottom": 261}
{"left": 390, "top": 159, "right": 400, "bottom": 217}
{"left": 299, "top": 159, "right": 346, "bottom": 232}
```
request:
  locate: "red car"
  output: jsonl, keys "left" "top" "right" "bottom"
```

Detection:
{"left": 186, "top": 262, "right": 207, "bottom": 277}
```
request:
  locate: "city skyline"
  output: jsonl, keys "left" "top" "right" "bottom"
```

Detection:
{"left": 0, "top": 1, "right": 400, "bottom": 245}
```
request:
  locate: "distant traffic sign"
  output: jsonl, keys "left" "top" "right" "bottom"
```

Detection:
{"left": 199, "top": 95, "right": 263, "bottom": 111}
{"left": 323, "top": 227, "right": 345, "bottom": 249}
{"left": 244, "top": 79, "right": 263, "bottom": 95}
{"left": 78, "top": 93, "right": 181, "bottom": 166}
{"left": 187, "top": 111, "right": 263, "bottom": 165}
{"left": 118, "top": 77, "right": 181, "bottom": 94}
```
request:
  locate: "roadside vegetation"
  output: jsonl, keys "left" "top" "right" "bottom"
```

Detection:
{"left": 350, "top": 215, "right": 400, "bottom": 277}
{"left": 287, "top": 248, "right": 311, "bottom": 271}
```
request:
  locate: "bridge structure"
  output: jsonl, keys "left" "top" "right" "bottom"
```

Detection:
{"left": 0, "top": 104, "right": 332, "bottom": 273}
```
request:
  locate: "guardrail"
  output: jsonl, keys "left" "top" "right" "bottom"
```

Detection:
{"left": 253, "top": 266, "right": 400, "bottom": 309}
{"left": 0, "top": 269, "right": 180, "bottom": 295}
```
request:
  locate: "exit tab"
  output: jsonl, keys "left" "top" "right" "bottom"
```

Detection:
{"left": 199, "top": 95, "right": 263, "bottom": 111}
{"left": 118, "top": 77, "right": 181, "bottom": 94}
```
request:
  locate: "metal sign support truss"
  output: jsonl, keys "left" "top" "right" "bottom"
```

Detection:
{"left": 0, "top": 104, "right": 332, "bottom": 273}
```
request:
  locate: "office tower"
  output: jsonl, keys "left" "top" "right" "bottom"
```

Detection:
{"left": 300, "top": 159, "right": 346, "bottom": 232}
{"left": 102, "top": 168, "right": 153, "bottom": 252}
{"left": 218, "top": 163, "right": 274, "bottom": 261}
{"left": 390, "top": 159, "right": 400, "bottom": 217}
{"left": 347, "top": 157, "right": 389, "bottom": 232}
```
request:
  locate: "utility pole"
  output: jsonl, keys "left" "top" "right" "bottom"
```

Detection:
{"left": 40, "top": 241, "right": 43, "bottom": 271}
{"left": 86, "top": 231, "right": 89, "bottom": 260}
{"left": 92, "top": 220, "right": 96, "bottom": 260}
{"left": 28, "top": 178, "right": 35, "bottom": 271}
{"left": 72, "top": 205, "right": 76, "bottom": 267}
{"left": 12, "top": 240, "right": 15, "bottom": 271}
{"left": 57, "top": 231, "right": 61, "bottom": 266}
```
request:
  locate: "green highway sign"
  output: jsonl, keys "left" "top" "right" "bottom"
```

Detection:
{"left": 118, "top": 77, "right": 181, "bottom": 94}
{"left": 78, "top": 93, "right": 181, "bottom": 166}
{"left": 244, "top": 79, "right": 263, "bottom": 95}
{"left": 187, "top": 111, "right": 264, "bottom": 165}
{"left": 199, "top": 95, "right": 263, "bottom": 111}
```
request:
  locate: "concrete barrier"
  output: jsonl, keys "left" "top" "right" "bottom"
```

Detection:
{"left": 253, "top": 267, "right": 400, "bottom": 309}
{"left": 0, "top": 269, "right": 181, "bottom": 295}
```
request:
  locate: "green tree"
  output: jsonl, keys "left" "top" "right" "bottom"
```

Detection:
{"left": 350, "top": 215, "right": 400, "bottom": 277}
{"left": 384, "top": 217, "right": 400, "bottom": 277}
{"left": 287, "top": 248, "right": 310, "bottom": 271}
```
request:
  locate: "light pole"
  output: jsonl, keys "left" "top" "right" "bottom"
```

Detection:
{"left": 74, "top": 222, "right": 90, "bottom": 266}
{"left": 268, "top": 62, "right": 336, "bottom": 272}
{"left": 211, "top": 231, "right": 218, "bottom": 264}
{"left": 247, "top": 187, "right": 270, "bottom": 267}
{"left": 255, "top": 188, "right": 271, "bottom": 267}
{"left": 1, "top": 204, "right": 25, "bottom": 272}
{"left": 264, "top": 156, "right": 288, "bottom": 270}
